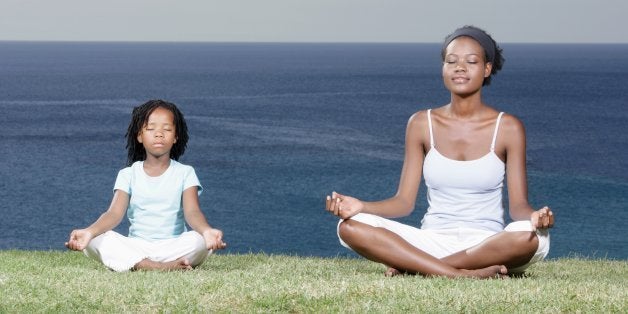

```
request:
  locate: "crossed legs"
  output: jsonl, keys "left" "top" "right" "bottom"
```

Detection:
{"left": 441, "top": 230, "right": 538, "bottom": 270}
{"left": 84, "top": 231, "right": 210, "bottom": 272}
{"left": 338, "top": 218, "right": 538, "bottom": 278}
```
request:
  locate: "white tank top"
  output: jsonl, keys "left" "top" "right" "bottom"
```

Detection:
{"left": 421, "top": 109, "right": 506, "bottom": 232}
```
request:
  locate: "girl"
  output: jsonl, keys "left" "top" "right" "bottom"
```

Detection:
{"left": 66, "top": 99, "right": 226, "bottom": 271}
{"left": 325, "top": 26, "right": 554, "bottom": 278}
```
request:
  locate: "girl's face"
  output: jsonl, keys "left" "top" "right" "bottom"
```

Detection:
{"left": 442, "top": 36, "right": 492, "bottom": 96}
{"left": 137, "top": 107, "right": 177, "bottom": 160}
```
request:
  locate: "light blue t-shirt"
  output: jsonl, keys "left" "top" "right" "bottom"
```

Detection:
{"left": 113, "top": 160, "right": 203, "bottom": 241}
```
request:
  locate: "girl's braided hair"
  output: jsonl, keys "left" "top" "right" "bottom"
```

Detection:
{"left": 125, "top": 99, "right": 188, "bottom": 166}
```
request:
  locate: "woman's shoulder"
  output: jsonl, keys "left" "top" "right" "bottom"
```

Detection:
{"left": 407, "top": 109, "right": 430, "bottom": 126}
{"left": 405, "top": 109, "right": 433, "bottom": 145}
{"left": 411, "top": 105, "right": 452, "bottom": 122}
{"left": 495, "top": 112, "right": 527, "bottom": 150}
{"left": 498, "top": 112, "right": 525, "bottom": 134}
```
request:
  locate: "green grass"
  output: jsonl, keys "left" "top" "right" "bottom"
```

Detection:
{"left": 0, "top": 251, "right": 626, "bottom": 313}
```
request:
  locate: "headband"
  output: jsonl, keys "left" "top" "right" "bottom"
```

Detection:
{"left": 443, "top": 27, "right": 496, "bottom": 64}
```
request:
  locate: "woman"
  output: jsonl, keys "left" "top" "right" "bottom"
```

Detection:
{"left": 325, "top": 26, "right": 554, "bottom": 278}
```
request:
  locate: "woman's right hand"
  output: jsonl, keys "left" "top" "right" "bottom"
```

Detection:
{"left": 65, "top": 229, "right": 93, "bottom": 251}
{"left": 325, "top": 191, "right": 364, "bottom": 219}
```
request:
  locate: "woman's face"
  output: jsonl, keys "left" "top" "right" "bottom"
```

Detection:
{"left": 442, "top": 36, "right": 492, "bottom": 96}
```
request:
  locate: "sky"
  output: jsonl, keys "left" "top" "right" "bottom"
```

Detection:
{"left": 1, "top": 0, "right": 627, "bottom": 44}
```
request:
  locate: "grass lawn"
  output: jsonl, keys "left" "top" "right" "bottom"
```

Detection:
{"left": 0, "top": 250, "right": 626, "bottom": 312}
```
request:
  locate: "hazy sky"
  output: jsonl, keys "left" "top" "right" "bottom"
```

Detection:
{"left": 1, "top": 0, "right": 627, "bottom": 43}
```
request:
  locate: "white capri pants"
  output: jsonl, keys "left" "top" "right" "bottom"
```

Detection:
{"left": 84, "top": 230, "right": 211, "bottom": 272}
{"left": 338, "top": 213, "right": 550, "bottom": 273}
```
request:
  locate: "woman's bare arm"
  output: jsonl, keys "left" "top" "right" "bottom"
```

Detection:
{"left": 327, "top": 111, "right": 428, "bottom": 219}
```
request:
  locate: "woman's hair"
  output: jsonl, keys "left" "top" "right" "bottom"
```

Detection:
{"left": 125, "top": 99, "right": 189, "bottom": 166}
{"left": 441, "top": 25, "right": 504, "bottom": 86}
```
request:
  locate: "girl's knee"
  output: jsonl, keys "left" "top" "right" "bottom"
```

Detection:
{"left": 176, "top": 231, "right": 207, "bottom": 255}
{"left": 183, "top": 232, "right": 210, "bottom": 266}
{"left": 188, "top": 231, "right": 207, "bottom": 251}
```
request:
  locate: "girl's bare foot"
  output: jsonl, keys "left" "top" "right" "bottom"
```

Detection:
{"left": 133, "top": 257, "right": 192, "bottom": 271}
{"left": 384, "top": 267, "right": 407, "bottom": 277}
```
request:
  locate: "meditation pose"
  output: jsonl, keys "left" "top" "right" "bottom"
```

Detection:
{"left": 325, "top": 26, "right": 554, "bottom": 278}
{"left": 66, "top": 99, "right": 226, "bottom": 271}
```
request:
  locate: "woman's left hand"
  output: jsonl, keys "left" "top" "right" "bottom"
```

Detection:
{"left": 531, "top": 206, "right": 555, "bottom": 230}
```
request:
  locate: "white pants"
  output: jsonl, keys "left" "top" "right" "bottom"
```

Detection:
{"left": 338, "top": 213, "right": 550, "bottom": 273}
{"left": 84, "top": 230, "right": 211, "bottom": 272}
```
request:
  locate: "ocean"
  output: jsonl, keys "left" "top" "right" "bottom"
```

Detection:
{"left": 0, "top": 42, "right": 626, "bottom": 260}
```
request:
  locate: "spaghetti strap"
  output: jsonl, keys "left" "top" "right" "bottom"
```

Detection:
{"left": 427, "top": 109, "right": 435, "bottom": 148}
{"left": 490, "top": 112, "right": 505, "bottom": 151}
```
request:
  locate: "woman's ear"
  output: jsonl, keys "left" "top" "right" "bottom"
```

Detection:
{"left": 484, "top": 62, "right": 493, "bottom": 78}
{"left": 137, "top": 132, "right": 143, "bottom": 143}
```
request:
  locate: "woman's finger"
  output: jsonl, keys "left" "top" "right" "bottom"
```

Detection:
{"left": 530, "top": 213, "right": 538, "bottom": 231}
{"left": 548, "top": 211, "right": 555, "bottom": 228}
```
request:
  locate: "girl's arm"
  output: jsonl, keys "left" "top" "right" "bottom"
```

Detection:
{"left": 502, "top": 115, "right": 554, "bottom": 230}
{"left": 182, "top": 186, "right": 226, "bottom": 250}
{"left": 65, "top": 190, "right": 129, "bottom": 251}
{"left": 327, "top": 111, "right": 427, "bottom": 219}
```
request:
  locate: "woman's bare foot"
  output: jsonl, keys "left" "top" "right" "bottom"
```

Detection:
{"left": 462, "top": 265, "right": 508, "bottom": 279}
{"left": 384, "top": 265, "right": 508, "bottom": 279}
{"left": 132, "top": 257, "right": 192, "bottom": 271}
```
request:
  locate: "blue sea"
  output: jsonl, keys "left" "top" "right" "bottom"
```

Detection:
{"left": 0, "top": 42, "right": 626, "bottom": 260}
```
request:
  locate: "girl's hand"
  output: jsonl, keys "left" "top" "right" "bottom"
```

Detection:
{"left": 202, "top": 228, "right": 227, "bottom": 251}
{"left": 65, "top": 229, "right": 93, "bottom": 251}
{"left": 531, "top": 206, "right": 555, "bottom": 230}
{"left": 325, "top": 191, "right": 364, "bottom": 219}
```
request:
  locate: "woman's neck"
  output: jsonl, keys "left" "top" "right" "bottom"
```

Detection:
{"left": 447, "top": 93, "right": 485, "bottom": 120}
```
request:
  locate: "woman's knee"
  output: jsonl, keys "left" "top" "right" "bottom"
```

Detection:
{"left": 338, "top": 219, "right": 368, "bottom": 245}
{"left": 508, "top": 231, "right": 539, "bottom": 258}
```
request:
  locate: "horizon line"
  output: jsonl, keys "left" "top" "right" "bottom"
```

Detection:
{"left": 1, "top": 39, "right": 627, "bottom": 45}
